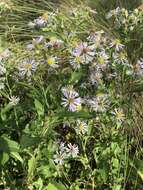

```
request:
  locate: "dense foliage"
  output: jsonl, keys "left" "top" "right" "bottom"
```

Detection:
{"left": 0, "top": 1, "right": 143, "bottom": 190}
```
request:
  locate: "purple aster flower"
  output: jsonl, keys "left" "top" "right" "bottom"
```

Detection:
{"left": 61, "top": 86, "right": 82, "bottom": 112}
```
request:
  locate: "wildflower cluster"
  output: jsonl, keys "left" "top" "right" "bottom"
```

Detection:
{"left": 0, "top": 4, "right": 143, "bottom": 190}
{"left": 54, "top": 142, "right": 79, "bottom": 165}
{"left": 106, "top": 7, "right": 143, "bottom": 31}
{"left": 28, "top": 12, "right": 56, "bottom": 29}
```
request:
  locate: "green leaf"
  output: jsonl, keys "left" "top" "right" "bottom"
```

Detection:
{"left": 10, "top": 152, "right": 23, "bottom": 164}
{"left": 0, "top": 152, "right": 9, "bottom": 166}
{"left": 69, "top": 70, "right": 84, "bottom": 84}
{"left": 137, "top": 171, "right": 143, "bottom": 181}
{"left": 134, "top": 159, "right": 143, "bottom": 172}
{"left": 131, "top": 159, "right": 143, "bottom": 181}
{"left": 53, "top": 182, "right": 67, "bottom": 190}
{"left": 97, "top": 169, "right": 108, "bottom": 183}
{"left": 55, "top": 110, "right": 93, "bottom": 119}
{"left": 131, "top": 83, "right": 143, "bottom": 92}
{"left": 33, "top": 177, "right": 43, "bottom": 190}
{"left": 113, "top": 185, "right": 121, "bottom": 190}
{"left": 0, "top": 136, "right": 20, "bottom": 153}
{"left": 1, "top": 103, "right": 13, "bottom": 121}
{"left": 70, "top": 184, "right": 80, "bottom": 190}
{"left": 34, "top": 99, "right": 44, "bottom": 117}
{"left": 20, "top": 135, "right": 41, "bottom": 149}
{"left": 0, "top": 136, "right": 20, "bottom": 165}
{"left": 47, "top": 183, "right": 58, "bottom": 190}
{"left": 37, "top": 165, "right": 56, "bottom": 178}
{"left": 112, "top": 158, "right": 119, "bottom": 168}
{"left": 28, "top": 155, "right": 37, "bottom": 181}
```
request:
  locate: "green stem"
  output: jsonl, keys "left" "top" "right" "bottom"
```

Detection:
{"left": 6, "top": 73, "right": 19, "bottom": 128}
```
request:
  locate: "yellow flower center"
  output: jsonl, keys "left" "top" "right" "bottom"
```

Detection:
{"left": 98, "top": 56, "right": 105, "bottom": 64}
{"left": 99, "top": 100, "right": 105, "bottom": 107}
{"left": 119, "top": 52, "right": 125, "bottom": 60}
{"left": 75, "top": 56, "right": 81, "bottom": 63}
{"left": 24, "top": 63, "right": 32, "bottom": 70}
{"left": 47, "top": 57, "right": 55, "bottom": 65}
{"left": 42, "top": 13, "right": 49, "bottom": 21}
{"left": 115, "top": 39, "right": 120, "bottom": 45}
{"left": 116, "top": 111, "right": 125, "bottom": 120}
{"left": 68, "top": 98, "right": 74, "bottom": 104}
{"left": 79, "top": 123, "right": 84, "bottom": 131}
{"left": 76, "top": 104, "right": 82, "bottom": 111}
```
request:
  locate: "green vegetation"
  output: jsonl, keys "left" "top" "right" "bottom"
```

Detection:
{"left": 0, "top": 0, "right": 143, "bottom": 189}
